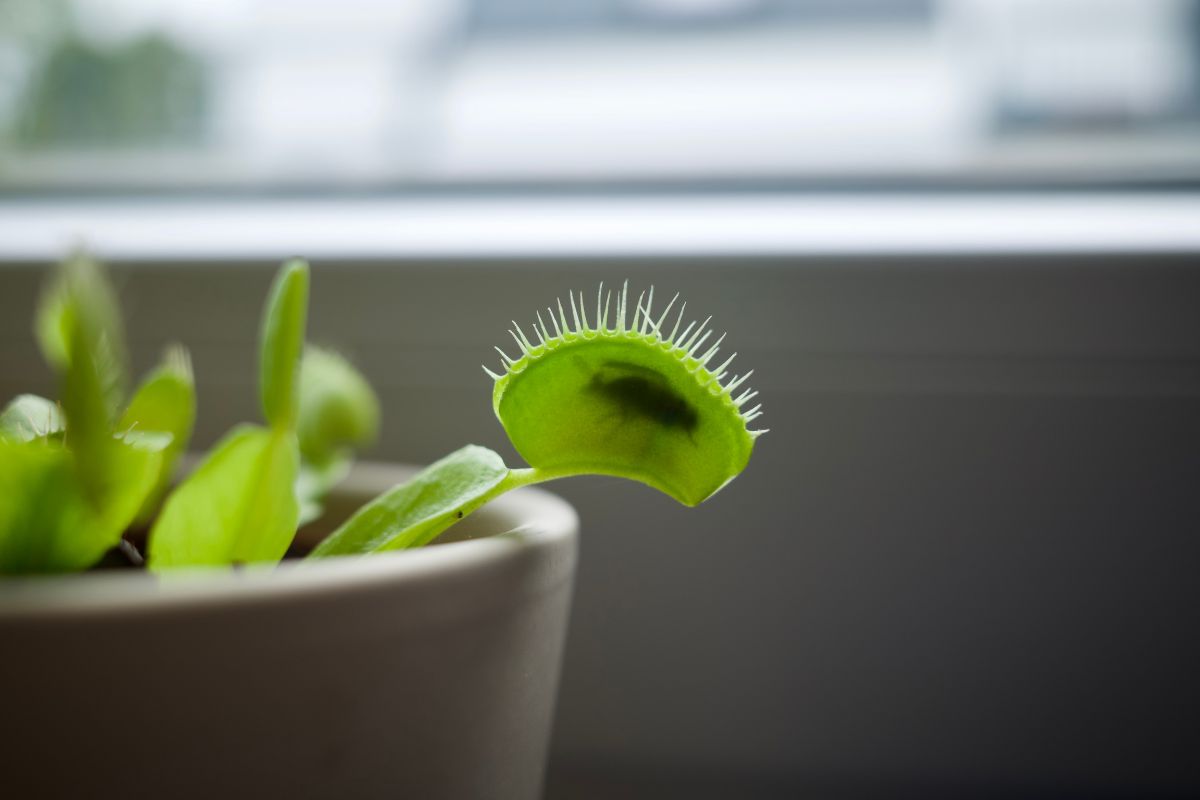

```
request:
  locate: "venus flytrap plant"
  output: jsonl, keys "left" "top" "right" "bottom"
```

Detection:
{"left": 295, "top": 346, "right": 381, "bottom": 526}
{"left": 1, "top": 256, "right": 761, "bottom": 575}
{"left": 121, "top": 344, "right": 196, "bottom": 524}
{"left": 0, "top": 254, "right": 379, "bottom": 575}
{"left": 0, "top": 395, "right": 64, "bottom": 443}
{"left": 310, "top": 281, "right": 764, "bottom": 558}
{"left": 298, "top": 346, "right": 380, "bottom": 470}
{"left": 144, "top": 262, "right": 381, "bottom": 569}
{"left": 0, "top": 255, "right": 175, "bottom": 574}
{"left": 146, "top": 261, "right": 309, "bottom": 570}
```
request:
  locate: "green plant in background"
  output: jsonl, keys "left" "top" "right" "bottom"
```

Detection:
{"left": 12, "top": 26, "right": 208, "bottom": 149}
{"left": 0, "top": 254, "right": 183, "bottom": 572}
{"left": 0, "top": 257, "right": 762, "bottom": 575}
{"left": 295, "top": 345, "right": 380, "bottom": 525}
{"left": 145, "top": 262, "right": 309, "bottom": 570}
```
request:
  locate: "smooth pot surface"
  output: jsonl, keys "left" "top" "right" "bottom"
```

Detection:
{"left": 0, "top": 462, "right": 579, "bottom": 800}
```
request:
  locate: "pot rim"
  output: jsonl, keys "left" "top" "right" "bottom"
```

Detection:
{"left": 0, "top": 460, "right": 578, "bottom": 620}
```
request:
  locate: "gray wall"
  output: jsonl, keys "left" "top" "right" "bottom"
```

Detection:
{"left": 2, "top": 254, "right": 1198, "bottom": 798}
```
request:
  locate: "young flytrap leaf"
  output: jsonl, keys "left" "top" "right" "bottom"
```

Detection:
{"left": 0, "top": 257, "right": 166, "bottom": 574}
{"left": 298, "top": 346, "right": 380, "bottom": 468}
{"left": 147, "top": 262, "right": 307, "bottom": 570}
{"left": 0, "top": 436, "right": 161, "bottom": 574}
{"left": 490, "top": 282, "right": 765, "bottom": 506}
{"left": 260, "top": 259, "right": 310, "bottom": 431}
{"left": 295, "top": 346, "right": 381, "bottom": 525}
{"left": 0, "top": 441, "right": 84, "bottom": 572}
{"left": 37, "top": 252, "right": 130, "bottom": 421}
{"left": 54, "top": 258, "right": 135, "bottom": 504}
{"left": 0, "top": 395, "right": 64, "bottom": 443}
{"left": 120, "top": 345, "right": 196, "bottom": 524}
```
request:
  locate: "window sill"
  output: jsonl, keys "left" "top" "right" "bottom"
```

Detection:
{"left": 1, "top": 192, "right": 1198, "bottom": 263}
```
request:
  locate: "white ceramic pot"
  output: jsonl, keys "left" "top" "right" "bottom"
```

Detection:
{"left": 0, "top": 462, "right": 578, "bottom": 800}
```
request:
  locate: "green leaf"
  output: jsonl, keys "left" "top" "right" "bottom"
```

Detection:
{"left": 1, "top": 254, "right": 165, "bottom": 574}
{"left": 50, "top": 256, "right": 132, "bottom": 504}
{"left": 488, "top": 283, "right": 763, "bottom": 506}
{"left": 120, "top": 344, "right": 196, "bottom": 523}
{"left": 298, "top": 346, "right": 379, "bottom": 467}
{"left": 147, "top": 424, "right": 300, "bottom": 570}
{"left": 0, "top": 436, "right": 162, "bottom": 574}
{"left": 293, "top": 346, "right": 379, "bottom": 526}
{"left": 309, "top": 445, "right": 509, "bottom": 558}
{"left": 94, "top": 433, "right": 169, "bottom": 560}
{"left": 148, "top": 260, "right": 310, "bottom": 570}
{"left": 34, "top": 277, "right": 70, "bottom": 370}
{"left": 37, "top": 253, "right": 129, "bottom": 416}
{"left": 259, "top": 260, "right": 309, "bottom": 430}
{"left": 0, "top": 440, "right": 88, "bottom": 574}
{"left": 0, "top": 395, "right": 64, "bottom": 443}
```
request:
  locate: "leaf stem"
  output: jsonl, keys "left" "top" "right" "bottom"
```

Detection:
{"left": 498, "top": 465, "right": 585, "bottom": 492}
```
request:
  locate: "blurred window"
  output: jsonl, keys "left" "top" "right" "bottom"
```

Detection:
{"left": 0, "top": 0, "right": 1197, "bottom": 190}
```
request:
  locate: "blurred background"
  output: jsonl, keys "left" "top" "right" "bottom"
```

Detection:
{"left": 1, "top": 1, "right": 1199, "bottom": 798}
{"left": 2, "top": 0, "right": 1200, "bottom": 188}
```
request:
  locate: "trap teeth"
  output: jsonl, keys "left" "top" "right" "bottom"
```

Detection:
{"left": 699, "top": 333, "right": 727, "bottom": 365}
{"left": 711, "top": 352, "right": 737, "bottom": 375}
{"left": 734, "top": 389, "right": 758, "bottom": 407}
{"left": 680, "top": 315, "right": 712, "bottom": 353}
{"left": 653, "top": 292, "right": 679, "bottom": 337}
{"left": 726, "top": 370, "right": 753, "bottom": 392}
{"left": 491, "top": 282, "right": 764, "bottom": 435}
{"left": 553, "top": 298, "right": 563, "bottom": 335}
{"left": 668, "top": 301, "right": 687, "bottom": 343}
{"left": 569, "top": 290, "right": 583, "bottom": 332}
{"left": 642, "top": 285, "right": 656, "bottom": 335}
{"left": 596, "top": 283, "right": 607, "bottom": 331}
{"left": 512, "top": 322, "right": 534, "bottom": 352}
{"left": 509, "top": 330, "right": 528, "bottom": 355}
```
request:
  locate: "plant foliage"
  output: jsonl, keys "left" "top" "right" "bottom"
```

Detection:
{"left": 1, "top": 258, "right": 761, "bottom": 575}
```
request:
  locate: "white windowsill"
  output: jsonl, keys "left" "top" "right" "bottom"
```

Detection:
{"left": 1, "top": 193, "right": 1198, "bottom": 263}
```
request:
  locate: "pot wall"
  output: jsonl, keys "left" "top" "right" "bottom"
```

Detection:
{"left": 0, "top": 463, "right": 578, "bottom": 800}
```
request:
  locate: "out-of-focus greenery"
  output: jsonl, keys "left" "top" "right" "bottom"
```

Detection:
{"left": 0, "top": 255, "right": 176, "bottom": 574}
{"left": 147, "top": 262, "right": 310, "bottom": 571}
{"left": 295, "top": 347, "right": 382, "bottom": 524}
{"left": 0, "top": 0, "right": 70, "bottom": 51}
{"left": 120, "top": 345, "right": 196, "bottom": 524}
{"left": 0, "top": 0, "right": 208, "bottom": 148}
{"left": 0, "top": 256, "right": 383, "bottom": 575}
